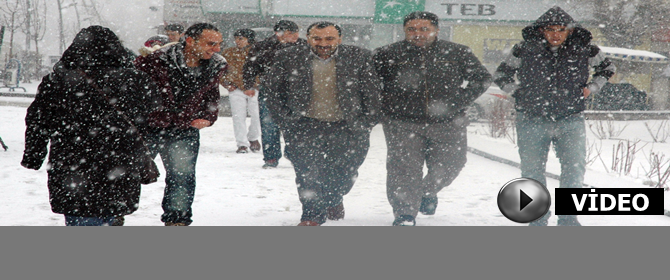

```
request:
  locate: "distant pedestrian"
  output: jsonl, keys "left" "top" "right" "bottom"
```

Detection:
{"left": 165, "top": 23, "right": 185, "bottom": 43}
{"left": 21, "top": 26, "right": 162, "bottom": 226}
{"left": 374, "top": 12, "right": 492, "bottom": 226}
{"left": 221, "top": 29, "right": 261, "bottom": 153}
{"left": 493, "top": 6, "right": 616, "bottom": 226}
{"left": 264, "top": 22, "right": 381, "bottom": 226}
{"left": 243, "top": 20, "right": 307, "bottom": 168}
{"left": 135, "top": 23, "right": 227, "bottom": 226}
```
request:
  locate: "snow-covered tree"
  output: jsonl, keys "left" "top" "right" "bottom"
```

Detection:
{"left": 0, "top": 0, "right": 26, "bottom": 60}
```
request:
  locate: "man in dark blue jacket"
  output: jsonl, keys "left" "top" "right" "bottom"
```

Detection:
{"left": 494, "top": 6, "right": 616, "bottom": 226}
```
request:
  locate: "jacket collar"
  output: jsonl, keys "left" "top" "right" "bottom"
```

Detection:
{"left": 159, "top": 42, "right": 226, "bottom": 76}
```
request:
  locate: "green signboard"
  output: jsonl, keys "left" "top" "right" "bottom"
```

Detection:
{"left": 374, "top": 0, "right": 426, "bottom": 24}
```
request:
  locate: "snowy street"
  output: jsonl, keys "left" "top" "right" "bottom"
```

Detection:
{"left": 2, "top": 95, "right": 670, "bottom": 225}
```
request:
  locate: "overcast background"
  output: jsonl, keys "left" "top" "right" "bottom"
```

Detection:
{"left": 1, "top": 0, "right": 164, "bottom": 64}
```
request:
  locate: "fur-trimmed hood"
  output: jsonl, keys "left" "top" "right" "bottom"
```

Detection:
{"left": 522, "top": 6, "right": 592, "bottom": 47}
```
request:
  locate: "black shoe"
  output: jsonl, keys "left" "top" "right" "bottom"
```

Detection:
{"left": 111, "top": 216, "right": 124, "bottom": 226}
{"left": 557, "top": 215, "right": 581, "bottom": 226}
{"left": 392, "top": 215, "right": 416, "bottom": 226}
{"left": 419, "top": 197, "right": 438, "bottom": 215}
{"left": 262, "top": 159, "right": 278, "bottom": 169}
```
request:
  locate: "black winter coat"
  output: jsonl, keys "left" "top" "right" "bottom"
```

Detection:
{"left": 21, "top": 66, "right": 161, "bottom": 217}
{"left": 494, "top": 6, "right": 615, "bottom": 119}
{"left": 21, "top": 26, "right": 162, "bottom": 217}
{"left": 373, "top": 40, "right": 492, "bottom": 123}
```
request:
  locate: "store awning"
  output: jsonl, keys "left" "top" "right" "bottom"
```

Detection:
{"left": 599, "top": 46, "right": 669, "bottom": 63}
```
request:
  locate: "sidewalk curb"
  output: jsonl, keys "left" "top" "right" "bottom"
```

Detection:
{"left": 0, "top": 92, "right": 35, "bottom": 98}
{"left": 0, "top": 94, "right": 233, "bottom": 117}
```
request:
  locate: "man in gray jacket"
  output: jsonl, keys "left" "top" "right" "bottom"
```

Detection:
{"left": 264, "top": 22, "right": 381, "bottom": 226}
{"left": 374, "top": 12, "right": 492, "bottom": 226}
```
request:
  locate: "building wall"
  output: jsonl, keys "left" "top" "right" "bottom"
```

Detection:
{"left": 167, "top": 0, "right": 670, "bottom": 107}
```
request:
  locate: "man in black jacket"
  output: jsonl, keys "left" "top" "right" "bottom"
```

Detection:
{"left": 243, "top": 20, "right": 307, "bottom": 169}
{"left": 494, "top": 6, "right": 615, "bottom": 226}
{"left": 264, "top": 22, "right": 381, "bottom": 226}
{"left": 374, "top": 12, "right": 491, "bottom": 226}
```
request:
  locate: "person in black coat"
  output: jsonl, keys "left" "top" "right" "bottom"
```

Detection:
{"left": 373, "top": 12, "right": 492, "bottom": 226}
{"left": 21, "top": 26, "right": 161, "bottom": 226}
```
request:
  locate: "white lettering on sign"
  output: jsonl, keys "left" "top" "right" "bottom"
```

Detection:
{"left": 571, "top": 189, "right": 651, "bottom": 212}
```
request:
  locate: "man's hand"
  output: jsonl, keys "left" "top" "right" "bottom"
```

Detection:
{"left": 243, "top": 89, "right": 256, "bottom": 97}
{"left": 190, "top": 119, "right": 211, "bottom": 129}
{"left": 583, "top": 87, "right": 591, "bottom": 98}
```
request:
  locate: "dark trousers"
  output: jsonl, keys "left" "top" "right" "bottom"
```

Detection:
{"left": 146, "top": 127, "right": 200, "bottom": 225}
{"left": 383, "top": 118, "right": 468, "bottom": 218}
{"left": 64, "top": 215, "right": 115, "bottom": 226}
{"left": 258, "top": 91, "right": 283, "bottom": 162}
{"left": 283, "top": 118, "right": 370, "bottom": 224}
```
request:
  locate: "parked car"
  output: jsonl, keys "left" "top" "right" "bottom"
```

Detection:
{"left": 587, "top": 82, "right": 649, "bottom": 111}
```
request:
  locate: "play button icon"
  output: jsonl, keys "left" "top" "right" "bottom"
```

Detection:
{"left": 520, "top": 190, "right": 533, "bottom": 211}
{"left": 497, "top": 178, "right": 551, "bottom": 223}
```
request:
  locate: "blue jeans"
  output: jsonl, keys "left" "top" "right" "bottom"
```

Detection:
{"left": 146, "top": 127, "right": 200, "bottom": 225}
{"left": 258, "top": 91, "right": 283, "bottom": 162}
{"left": 516, "top": 112, "right": 586, "bottom": 189}
{"left": 65, "top": 215, "right": 115, "bottom": 226}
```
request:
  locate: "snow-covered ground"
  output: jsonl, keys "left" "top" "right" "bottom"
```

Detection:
{"left": 1, "top": 83, "right": 669, "bottom": 226}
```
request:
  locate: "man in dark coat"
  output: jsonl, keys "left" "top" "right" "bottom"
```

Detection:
{"left": 494, "top": 6, "right": 616, "bottom": 226}
{"left": 264, "top": 22, "right": 381, "bottom": 226}
{"left": 134, "top": 23, "right": 226, "bottom": 226}
{"left": 21, "top": 26, "right": 161, "bottom": 226}
{"left": 243, "top": 20, "right": 307, "bottom": 169}
{"left": 374, "top": 12, "right": 492, "bottom": 226}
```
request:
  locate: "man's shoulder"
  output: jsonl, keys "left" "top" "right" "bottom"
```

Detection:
{"left": 509, "top": 40, "right": 543, "bottom": 57}
{"left": 253, "top": 36, "right": 279, "bottom": 51}
{"left": 339, "top": 44, "right": 372, "bottom": 56}
{"left": 433, "top": 40, "right": 472, "bottom": 53}
{"left": 209, "top": 53, "right": 227, "bottom": 71}
{"left": 275, "top": 44, "right": 310, "bottom": 58}
{"left": 134, "top": 47, "right": 169, "bottom": 70}
{"left": 374, "top": 41, "right": 406, "bottom": 55}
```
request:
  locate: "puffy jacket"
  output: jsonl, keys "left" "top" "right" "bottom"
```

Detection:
{"left": 373, "top": 40, "right": 491, "bottom": 123}
{"left": 494, "top": 6, "right": 615, "bottom": 119}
